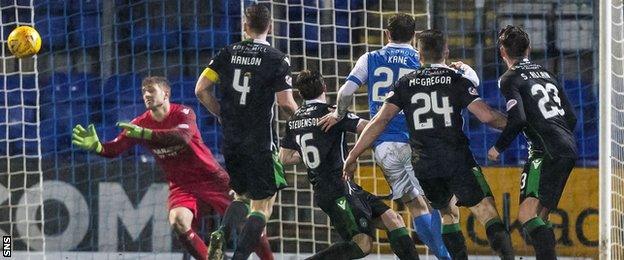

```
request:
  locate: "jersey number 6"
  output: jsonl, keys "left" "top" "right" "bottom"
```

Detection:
{"left": 296, "top": 133, "right": 320, "bottom": 169}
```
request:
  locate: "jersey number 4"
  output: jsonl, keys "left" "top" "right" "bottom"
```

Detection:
{"left": 233, "top": 69, "right": 250, "bottom": 105}
{"left": 531, "top": 83, "right": 565, "bottom": 119}
{"left": 411, "top": 91, "right": 453, "bottom": 130}
{"left": 296, "top": 133, "right": 320, "bottom": 169}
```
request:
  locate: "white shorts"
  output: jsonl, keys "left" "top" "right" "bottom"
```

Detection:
{"left": 373, "top": 142, "right": 424, "bottom": 201}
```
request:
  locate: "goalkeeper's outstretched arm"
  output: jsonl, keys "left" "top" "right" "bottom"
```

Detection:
{"left": 72, "top": 124, "right": 136, "bottom": 158}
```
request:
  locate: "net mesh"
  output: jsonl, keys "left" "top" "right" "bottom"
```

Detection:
{"left": 0, "top": 0, "right": 45, "bottom": 258}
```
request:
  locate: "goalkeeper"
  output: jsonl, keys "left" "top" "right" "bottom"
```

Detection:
{"left": 71, "top": 76, "right": 271, "bottom": 260}
{"left": 279, "top": 70, "right": 419, "bottom": 259}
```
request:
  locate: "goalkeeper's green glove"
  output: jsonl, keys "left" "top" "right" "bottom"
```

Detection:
{"left": 116, "top": 122, "right": 153, "bottom": 140}
{"left": 72, "top": 124, "right": 103, "bottom": 153}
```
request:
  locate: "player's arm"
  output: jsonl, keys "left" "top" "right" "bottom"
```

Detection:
{"left": 72, "top": 124, "right": 137, "bottom": 158}
{"left": 278, "top": 148, "right": 302, "bottom": 165}
{"left": 117, "top": 109, "right": 198, "bottom": 147}
{"left": 276, "top": 90, "right": 298, "bottom": 117}
{"left": 319, "top": 54, "right": 368, "bottom": 131}
{"left": 196, "top": 48, "right": 228, "bottom": 121}
{"left": 489, "top": 79, "right": 527, "bottom": 160}
{"left": 468, "top": 100, "right": 507, "bottom": 130}
{"left": 343, "top": 103, "right": 400, "bottom": 179}
{"left": 195, "top": 70, "right": 221, "bottom": 121}
{"left": 274, "top": 56, "right": 298, "bottom": 117}
{"left": 279, "top": 127, "right": 302, "bottom": 165}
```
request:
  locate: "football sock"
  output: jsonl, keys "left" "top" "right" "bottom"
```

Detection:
{"left": 524, "top": 217, "right": 557, "bottom": 260}
{"left": 220, "top": 200, "right": 249, "bottom": 238}
{"left": 412, "top": 213, "right": 450, "bottom": 259}
{"left": 388, "top": 227, "right": 420, "bottom": 260}
{"left": 178, "top": 229, "right": 208, "bottom": 260}
{"left": 232, "top": 211, "right": 266, "bottom": 260}
{"left": 441, "top": 223, "right": 468, "bottom": 260}
{"left": 254, "top": 231, "right": 274, "bottom": 260}
{"left": 430, "top": 210, "right": 448, "bottom": 256}
{"left": 485, "top": 218, "right": 514, "bottom": 260}
{"left": 305, "top": 241, "right": 366, "bottom": 260}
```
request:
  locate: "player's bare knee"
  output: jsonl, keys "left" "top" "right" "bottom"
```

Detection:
{"left": 405, "top": 195, "right": 430, "bottom": 217}
{"left": 470, "top": 197, "right": 500, "bottom": 225}
{"left": 518, "top": 197, "right": 541, "bottom": 223}
{"left": 168, "top": 208, "right": 192, "bottom": 233}
{"left": 440, "top": 204, "right": 460, "bottom": 224}
{"left": 380, "top": 209, "right": 405, "bottom": 231}
{"left": 352, "top": 233, "right": 372, "bottom": 255}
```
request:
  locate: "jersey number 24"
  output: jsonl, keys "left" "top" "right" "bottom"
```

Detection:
{"left": 411, "top": 91, "right": 453, "bottom": 130}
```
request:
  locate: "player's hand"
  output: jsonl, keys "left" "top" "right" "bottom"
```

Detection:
{"left": 116, "top": 122, "right": 153, "bottom": 140}
{"left": 318, "top": 111, "right": 342, "bottom": 132}
{"left": 342, "top": 156, "right": 357, "bottom": 181}
{"left": 72, "top": 124, "right": 103, "bottom": 153}
{"left": 488, "top": 147, "right": 500, "bottom": 161}
{"left": 449, "top": 61, "right": 466, "bottom": 70}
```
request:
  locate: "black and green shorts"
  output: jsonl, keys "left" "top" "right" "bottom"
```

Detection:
{"left": 315, "top": 180, "right": 390, "bottom": 240}
{"left": 224, "top": 150, "right": 287, "bottom": 200}
{"left": 419, "top": 164, "right": 493, "bottom": 209}
{"left": 519, "top": 154, "right": 575, "bottom": 210}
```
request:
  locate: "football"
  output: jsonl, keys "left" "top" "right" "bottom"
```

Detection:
{"left": 7, "top": 25, "right": 41, "bottom": 58}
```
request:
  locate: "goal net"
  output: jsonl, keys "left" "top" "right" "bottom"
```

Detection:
{"left": 251, "top": 0, "right": 431, "bottom": 257}
{"left": 0, "top": 1, "right": 45, "bottom": 259}
{"left": 600, "top": 0, "right": 624, "bottom": 259}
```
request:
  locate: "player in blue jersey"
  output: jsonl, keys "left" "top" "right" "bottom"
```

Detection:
{"left": 319, "top": 13, "right": 449, "bottom": 258}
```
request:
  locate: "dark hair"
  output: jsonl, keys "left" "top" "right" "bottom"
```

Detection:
{"left": 142, "top": 76, "right": 171, "bottom": 94}
{"left": 386, "top": 13, "right": 416, "bottom": 43}
{"left": 498, "top": 25, "right": 530, "bottom": 59}
{"left": 294, "top": 70, "right": 324, "bottom": 100}
{"left": 417, "top": 29, "right": 446, "bottom": 62}
{"left": 245, "top": 4, "right": 271, "bottom": 34}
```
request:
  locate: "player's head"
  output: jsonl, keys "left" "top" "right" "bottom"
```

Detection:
{"left": 294, "top": 70, "right": 326, "bottom": 101}
{"left": 498, "top": 25, "right": 531, "bottom": 62}
{"left": 244, "top": 4, "right": 271, "bottom": 36}
{"left": 417, "top": 29, "right": 448, "bottom": 63}
{"left": 141, "top": 76, "right": 171, "bottom": 110}
{"left": 385, "top": 13, "right": 416, "bottom": 44}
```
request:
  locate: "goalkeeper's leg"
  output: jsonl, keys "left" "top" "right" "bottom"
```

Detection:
{"left": 169, "top": 207, "right": 208, "bottom": 260}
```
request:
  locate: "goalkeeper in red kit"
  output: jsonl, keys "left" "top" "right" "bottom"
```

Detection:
{"left": 71, "top": 76, "right": 272, "bottom": 260}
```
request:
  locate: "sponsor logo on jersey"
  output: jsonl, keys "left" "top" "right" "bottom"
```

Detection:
{"left": 468, "top": 86, "right": 479, "bottom": 96}
{"left": 337, "top": 197, "right": 347, "bottom": 210}
{"left": 532, "top": 158, "right": 542, "bottom": 169}
{"left": 506, "top": 99, "right": 518, "bottom": 111}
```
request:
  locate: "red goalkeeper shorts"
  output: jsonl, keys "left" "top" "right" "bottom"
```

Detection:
{"left": 168, "top": 169, "right": 232, "bottom": 221}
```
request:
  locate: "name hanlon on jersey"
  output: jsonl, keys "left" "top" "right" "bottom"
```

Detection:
{"left": 409, "top": 76, "right": 452, "bottom": 87}
{"left": 288, "top": 117, "right": 319, "bottom": 130}
{"left": 522, "top": 71, "right": 551, "bottom": 80}
{"left": 230, "top": 55, "right": 262, "bottom": 66}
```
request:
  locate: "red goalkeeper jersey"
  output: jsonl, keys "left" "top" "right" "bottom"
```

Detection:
{"left": 99, "top": 103, "right": 225, "bottom": 187}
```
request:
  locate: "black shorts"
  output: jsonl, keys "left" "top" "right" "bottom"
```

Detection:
{"left": 419, "top": 165, "right": 493, "bottom": 210}
{"left": 315, "top": 180, "right": 390, "bottom": 240}
{"left": 224, "top": 151, "right": 287, "bottom": 200}
{"left": 520, "top": 154, "right": 575, "bottom": 210}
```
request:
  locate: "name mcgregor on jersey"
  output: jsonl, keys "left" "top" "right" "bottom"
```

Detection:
{"left": 409, "top": 76, "right": 452, "bottom": 87}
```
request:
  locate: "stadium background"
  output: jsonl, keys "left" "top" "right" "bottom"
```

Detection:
{"left": 0, "top": 0, "right": 598, "bottom": 258}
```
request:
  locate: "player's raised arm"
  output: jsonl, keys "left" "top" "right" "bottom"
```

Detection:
{"left": 276, "top": 90, "right": 298, "bottom": 117}
{"left": 318, "top": 54, "right": 368, "bottom": 131}
{"left": 275, "top": 56, "right": 298, "bottom": 117}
